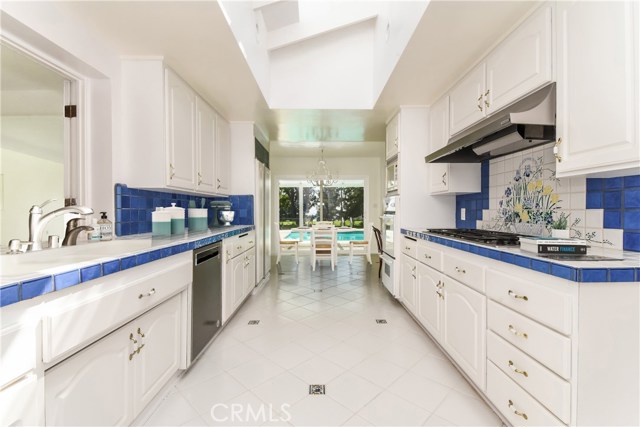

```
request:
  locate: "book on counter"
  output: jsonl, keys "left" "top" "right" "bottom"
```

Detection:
{"left": 519, "top": 236, "right": 588, "bottom": 255}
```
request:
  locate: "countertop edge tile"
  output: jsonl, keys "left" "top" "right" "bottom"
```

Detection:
{"left": 401, "top": 228, "right": 640, "bottom": 283}
{"left": 0, "top": 225, "right": 254, "bottom": 307}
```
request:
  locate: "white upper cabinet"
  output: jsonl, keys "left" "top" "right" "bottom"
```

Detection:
{"left": 195, "top": 97, "right": 217, "bottom": 194}
{"left": 449, "top": 64, "right": 487, "bottom": 135}
{"left": 428, "top": 95, "right": 480, "bottom": 195}
{"left": 555, "top": 0, "right": 639, "bottom": 176}
{"left": 121, "top": 59, "right": 230, "bottom": 195}
{"left": 165, "top": 69, "right": 197, "bottom": 190}
{"left": 215, "top": 115, "right": 231, "bottom": 194}
{"left": 448, "top": 4, "right": 553, "bottom": 136}
{"left": 386, "top": 113, "right": 399, "bottom": 160}
{"left": 485, "top": 5, "right": 553, "bottom": 114}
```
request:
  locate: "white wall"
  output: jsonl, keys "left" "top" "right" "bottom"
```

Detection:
{"left": 0, "top": 5, "right": 121, "bottom": 223}
{"left": 371, "top": 1, "right": 429, "bottom": 101}
{"left": 0, "top": 148, "right": 64, "bottom": 242}
{"left": 270, "top": 147, "right": 385, "bottom": 253}
{"left": 269, "top": 19, "right": 374, "bottom": 109}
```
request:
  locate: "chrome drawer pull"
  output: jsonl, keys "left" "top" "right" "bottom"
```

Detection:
{"left": 138, "top": 288, "right": 156, "bottom": 299}
{"left": 508, "top": 360, "right": 529, "bottom": 377}
{"left": 435, "top": 280, "right": 444, "bottom": 289}
{"left": 454, "top": 266, "right": 466, "bottom": 274}
{"left": 508, "top": 324, "right": 528, "bottom": 339}
{"left": 436, "top": 290, "right": 444, "bottom": 300}
{"left": 424, "top": 254, "right": 432, "bottom": 259}
{"left": 137, "top": 327, "right": 145, "bottom": 338}
{"left": 508, "top": 290, "right": 528, "bottom": 301}
{"left": 129, "top": 333, "right": 137, "bottom": 344}
{"left": 508, "top": 400, "right": 528, "bottom": 420}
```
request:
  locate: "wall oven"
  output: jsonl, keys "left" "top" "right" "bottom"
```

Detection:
{"left": 380, "top": 253, "right": 395, "bottom": 296}
{"left": 386, "top": 160, "right": 398, "bottom": 194}
{"left": 380, "top": 195, "right": 397, "bottom": 297}
{"left": 381, "top": 195, "right": 396, "bottom": 258}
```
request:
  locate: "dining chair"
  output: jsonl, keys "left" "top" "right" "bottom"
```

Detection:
{"left": 372, "top": 225, "right": 384, "bottom": 278}
{"left": 349, "top": 223, "right": 373, "bottom": 265}
{"left": 274, "top": 222, "right": 299, "bottom": 265}
{"left": 310, "top": 227, "right": 337, "bottom": 271}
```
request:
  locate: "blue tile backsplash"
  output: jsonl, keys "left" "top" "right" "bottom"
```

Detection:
{"left": 114, "top": 184, "right": 254, "bottom": 236}
{"left": 454, "top": 145, "right": 640, "bottom": 252}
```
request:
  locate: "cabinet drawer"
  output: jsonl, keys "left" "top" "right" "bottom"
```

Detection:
{"left": 487, "top": 331, "right": 571, "bottom": 423}
{"left": 488, "top": 301, "right": 571, "bottom": 379}
{"left": 486, "top": 269, "right": 573, "bottom": 335}
{"left": 43, "top": 257, "right": 191, "bottom": 363}
{"left": 443, "top": 252, "right": 485, "bottom": 293}
{"left": 487, "top": 362, "right": 565, "bottom": 427}
{"left": 0, "top": 321, "right": 37, "bottom": 388}
{"left": 416, "top": 243, "right": 441, "bottom": 270}
{"left": 228, "top": 231, "right": 256, "bottom": 258}
{"left": 401, "top": 237, "right": 417, "bottom": 258}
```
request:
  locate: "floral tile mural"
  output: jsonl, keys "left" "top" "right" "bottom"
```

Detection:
{"left": 478, "top": 144, "right": 615, "bottom": 247}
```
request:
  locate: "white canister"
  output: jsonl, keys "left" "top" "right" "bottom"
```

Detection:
{"left": 152, "top": 210, "right": 172, "bottom": 236}
{"left": 165, "top": 203, "right": 185, "bottom": 234}
{"left": 188, "top": 208, "right": 209, "bottom": 232}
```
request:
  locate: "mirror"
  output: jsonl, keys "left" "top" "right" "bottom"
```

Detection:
{"left": 0, "top": 43, "right": 68, "bottom": 244}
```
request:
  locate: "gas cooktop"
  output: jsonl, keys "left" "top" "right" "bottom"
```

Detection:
{"left": 426, "top": 228, "right": 522, "bottom": 246}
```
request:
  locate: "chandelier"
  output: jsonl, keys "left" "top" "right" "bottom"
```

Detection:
{"left": 307, "top": 148, "right": 338, "bottom": 186}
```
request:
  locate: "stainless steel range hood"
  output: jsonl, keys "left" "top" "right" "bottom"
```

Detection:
{"left": 425, "top": 83, "right": 556, "bottom": 163}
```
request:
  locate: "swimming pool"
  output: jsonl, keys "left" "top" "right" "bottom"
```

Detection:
{"left": 285, "top": 230, "right": 365, "bottom": 241}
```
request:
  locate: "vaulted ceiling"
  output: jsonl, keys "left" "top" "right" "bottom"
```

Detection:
{"left": 28, "top": 0, "right": 539, "bottom": 155}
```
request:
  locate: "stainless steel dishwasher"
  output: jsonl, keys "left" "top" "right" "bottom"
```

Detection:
{"left": 192, "top": 242, "right": 222, "bottom": 361}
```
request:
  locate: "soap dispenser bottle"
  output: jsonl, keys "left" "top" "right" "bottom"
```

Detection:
{"left": 98, "top": 212, "right": 113, "bottom": 241}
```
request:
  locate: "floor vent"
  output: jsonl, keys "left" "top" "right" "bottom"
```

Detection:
{"left": 309, "top": 385, "right": 326, "bottom": 395}
{"left": 248, "top": 320, "right": 260, "bottom": 325}
{"left": 375, "top": 319, "right": 388, "bottom": 324}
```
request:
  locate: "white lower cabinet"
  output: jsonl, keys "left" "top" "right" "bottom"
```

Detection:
{"left": 45, "top": 295, "right": 182, "bottom": 426}
{"left": 45, "top": 323, "right": 134, "bottom": 426}
{"left": 416, "top": 263, "right": 442, "bottom": 340}
{"left": 441, "top": 276, "right": 486, "bottom": 390}
{"left": 0, "top": 374, "right": 41, "bottom": 427}
{"left": 402, "top": 242, "right": 486, "bottom": 390}
{"left": 399, "top": 255, "right": 417, "bottom": 313}
{"left": 133, "top": 295, "right": 182, "bottom": 414}
{"left": 223, "top": 233, "right": 256, "bottom": 323}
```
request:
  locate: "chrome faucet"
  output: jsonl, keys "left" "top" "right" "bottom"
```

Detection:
{"left": 28, "top": 199, "right": 93, "bottom": 251}
{"left": 62, "top": 218, "right": 94, "bottom": 246}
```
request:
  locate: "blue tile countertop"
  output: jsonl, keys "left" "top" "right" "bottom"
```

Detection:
{"left": 401, "top": 228, "right": 640, "bottom": 283}
{"left": 0, "top": 225, "right": 254, "bottom": 307}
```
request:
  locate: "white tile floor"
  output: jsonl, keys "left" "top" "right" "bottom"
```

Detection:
{"left": 141, "top": 256, "right": 503, "bottom": 427}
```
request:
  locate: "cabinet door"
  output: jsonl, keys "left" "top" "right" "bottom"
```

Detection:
{"left": 386, "top": 114, "right": 399, "bottom": 159}
{"left": 196, "top": 97, "right": 217, "bottom": 194}
{"left": 0, "top": 374, "right": 41, "bottom": 427}
{"left": 232, "top": 255, "right": 245, "bottom": 311}
{"left": 400, "top": 256, "right": 417, "bottom": 314}
{"left": 45, "top": 325, "right": 133, "bottom": 426}
{"left": 244, "top": 249, "right": 256, "bottom": 296}
{"left": 428, "top": 96, "right": 450, "bottom": 193}
{"left": 133, "top": 295, "right": 182, "bottom": 415}
{"left": 416, "top": 263, "right": 443, "bottom": 341}
{"left": 449, "top": 64, "right": 486, "bottom": 135}
{"left": 485, "top": 5, "right": 552, "bottom": 113}
{"left": 165, "top": 69, "right": 196, "bottom": 190}
{"left": 556, "top": 1, "right": 639, "bottom": 176}
{"left": 441, "top": 278, "right": 486, "bottom": 390}
{"left": 215, "top": 115, "right": 231, "bottom": 194}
